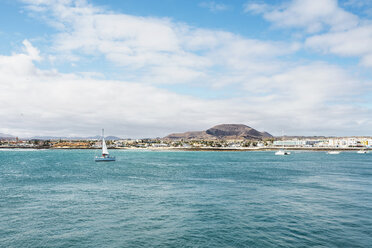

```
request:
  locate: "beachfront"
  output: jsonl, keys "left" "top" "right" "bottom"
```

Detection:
{"left": 1, "top": 136, "right": 371, "bottom": 151}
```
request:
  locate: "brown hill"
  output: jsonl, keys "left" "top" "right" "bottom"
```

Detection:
{"left": 164, "top": 124, "right": 272, "bottom": 140}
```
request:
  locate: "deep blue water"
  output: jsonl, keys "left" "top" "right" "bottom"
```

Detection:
{"left": 0, "top": 149, "right": 371, "bottom": 247}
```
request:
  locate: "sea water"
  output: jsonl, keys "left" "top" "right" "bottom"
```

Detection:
{"left": 0, "top": 149, "right": 371, "bottom": 247}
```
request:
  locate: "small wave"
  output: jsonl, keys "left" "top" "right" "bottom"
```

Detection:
{"left": 188, "top": 178, "right": 236, "bottom": 183}
{"left": 128, "top": 176, "right": 146, "bottom": 180}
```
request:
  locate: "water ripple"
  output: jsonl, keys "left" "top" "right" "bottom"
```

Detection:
{"left": 0, "top": 150, "right": 371, "bottom": 247}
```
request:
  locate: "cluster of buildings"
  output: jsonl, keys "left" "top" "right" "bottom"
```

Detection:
{"left": 0, "top": 136, "right": 371, "bottom": 149}
{"left": 273, "top": 137, "right": 371, "bottom": 148}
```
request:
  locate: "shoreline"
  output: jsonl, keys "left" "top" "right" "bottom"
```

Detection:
{"left": 0, "top": 146, "right": 370, "bottom": 152}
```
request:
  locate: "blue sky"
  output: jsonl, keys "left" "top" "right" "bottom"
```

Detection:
{"left": 0, "top": 0, "right": 372, "bottom": 137}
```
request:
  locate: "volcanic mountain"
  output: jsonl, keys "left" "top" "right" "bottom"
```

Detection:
{"left": 164, "top": 124, "right": 272, "bottom": 140}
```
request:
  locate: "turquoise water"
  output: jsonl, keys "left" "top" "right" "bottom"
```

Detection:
{"left": 1, "top": 150, "right": 371, "bottom": 247}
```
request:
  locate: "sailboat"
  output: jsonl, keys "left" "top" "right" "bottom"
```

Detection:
{"left": 95, "top": 129, "right": 116, "bottom": 162}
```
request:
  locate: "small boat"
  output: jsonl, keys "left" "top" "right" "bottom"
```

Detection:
{"left": 275, "top": 131, "right": 290, "bottom": 155}
{"left": 275, "top": 150, "right": 291, "bottom": 155}
{"left": 95, "top": 129, "right": 116, "bottom": 162}
{"left": 357, "top": 150, "right": 368, "bottom": 154}
{"left": 327, "top": 151, "right": 340, "bottom": 154}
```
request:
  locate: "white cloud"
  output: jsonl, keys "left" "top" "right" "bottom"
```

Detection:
{"left": 244, "top": 0, "right": 359, "bottom": 33}
{"left": 245, "top": 0, "right": 372, "bottom": 68}
{"left": 306, "top": 24, "right": 372, "bottom": 67}
{"left": 343, "top": 0, "right": 372, "bottom": 9}
{"left": 240, "top": 63, "right": 372, "bottom": 135}
{"left": 1, "top": 0, "right": 369, "bottom": 137}
{"left": 245, "top": 63, "right": 362, "bottom": 104}
{"left": 1, "top": 41, "right": 371, "bottom": 137}
{"left": 0, "top": 41, "right": 224, "bottom": 137}
{"left": 199, "top": 1, "right": 229, "bottom": 12}
{"left": 22, "top": 40, "right": 42, "bottom": 61}
{"left": 21, "top": 0, "right": 299, "bottom": 86}
{"left": 244, "top": 2, "right": 269, "bottom": 14}
{"left": 0, "top": 40, "right": 40, "bottom": 76}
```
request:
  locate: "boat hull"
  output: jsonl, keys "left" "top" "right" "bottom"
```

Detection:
{"left": 95, "top": 156, "right": 116, "bottom": 162}
{"left": 327, "top": 151, "right": 340, "bottom": 154}
{"left": 275, "top": 150, "right": 290, "bottom": 155}
{"left": 357, "top": 151, "right": 368, "bottom": 154}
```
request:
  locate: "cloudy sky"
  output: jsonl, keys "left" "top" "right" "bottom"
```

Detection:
{"left": 0, "top": 0, "right": 371, "bottom": 138}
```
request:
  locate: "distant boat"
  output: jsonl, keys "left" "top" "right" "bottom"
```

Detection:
{"left": 95, "top": 129, "right": 115, "bottom": 162}
{"left": 327, "top": 151, "right": 340, "bottom": 155}
{"left": 357, "top": 150, "right": 368, "bottom": 154}
{"left": 275, "top": 150, "right": 291, "bottom": 155}
{"left": 275, "top": 131, "right": 290, "bottom": 155}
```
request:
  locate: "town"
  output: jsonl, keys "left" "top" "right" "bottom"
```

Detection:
{"left": 1, "top": 136, "right": 371, "bottom": 150}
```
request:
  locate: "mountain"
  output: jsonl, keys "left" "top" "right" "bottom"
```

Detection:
{"left": 28, "top": 135, "right": 122, "bottom": 140}
{"left": 164, "top": 124, "right": 272, "bottom": 140}
{"left": 165, "top": 131, "right": 213, "bottom": 140}
{"left": 0, "top": 133, "right": 15, "bottom": 140}
{"left": 105, "top": 136, "right": 122, "bottom": 140}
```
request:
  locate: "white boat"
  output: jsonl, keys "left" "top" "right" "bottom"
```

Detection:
{"left": 357, "top": 150, "right": 368, "bottom": 154}
{"left": 275, "top": 150, "right": 291, "bottom": 155}
{"left": 95, "top": 129, "right": 116, "bottom": 162}
{"left": 327, "top": 151, "right": 340, "bottom": 154}
{"left": 275, "top": 131, "right": 290, "bottom": 155}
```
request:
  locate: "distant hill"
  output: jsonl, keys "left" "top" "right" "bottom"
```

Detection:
{"left": 28, "top": 135, "right": 122, "bottom": 140}
{"left": 0, "top": 133, "right": 15, "bottom": 140}
{"left": 164, "top": 124, "right": 272, "bottom": 140}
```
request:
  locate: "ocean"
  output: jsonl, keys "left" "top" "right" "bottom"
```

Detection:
{"left": 1, "top": 149, "right": 371, "bottom": 247}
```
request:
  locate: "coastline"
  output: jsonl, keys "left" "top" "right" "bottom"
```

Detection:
{"left": 1, "top": 146, "right": 370, "bottom": 152}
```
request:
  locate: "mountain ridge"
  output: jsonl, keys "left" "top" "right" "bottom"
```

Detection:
{"left": 28, "top": 135, "right": 122, "bottom": 140}
{"left": 164, "top": 124, "right": 272, "bottom": 140}
{"left": 0, "top": 133, "right": 15, "bottom": 140}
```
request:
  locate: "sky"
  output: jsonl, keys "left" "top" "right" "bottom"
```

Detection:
{"left": 0, "top": 0, "right": 372, "bottom": 138}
